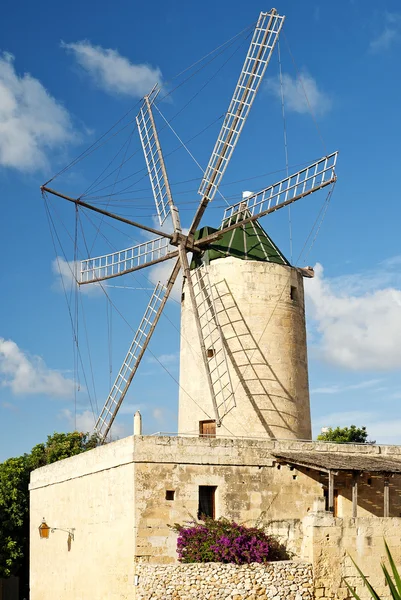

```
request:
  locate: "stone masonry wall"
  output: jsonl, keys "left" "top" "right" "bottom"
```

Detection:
{"left": 302, "top": 514, "right": 401, "bottom": 600}
{"left": 135, "top": 561, "right": 313, "bottom": 600}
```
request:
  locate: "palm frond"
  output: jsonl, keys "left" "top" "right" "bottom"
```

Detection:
{"left": 385, "top": 539, "right": 401, "bottom": 597}
{"left": 344, "top": 541, "right": 401, "bottom": 600}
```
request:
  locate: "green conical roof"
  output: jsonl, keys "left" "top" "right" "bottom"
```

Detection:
{"left": 191, "top": 213, "right": 290, "bottom": 269}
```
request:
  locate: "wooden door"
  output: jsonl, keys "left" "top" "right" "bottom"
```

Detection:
{"left": 199, "top": 420, "right": 216, "bottom": 437}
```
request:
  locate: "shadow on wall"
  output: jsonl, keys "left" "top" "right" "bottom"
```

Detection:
{"left": 209, "top": 276, "right": 298, "bottom": 438}
{"left": 331, "top": 472, "right": 401, "bottom": 518}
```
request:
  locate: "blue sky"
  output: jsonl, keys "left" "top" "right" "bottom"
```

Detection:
{"left": 1, "top": 0, "right": 401, "bottom": 460}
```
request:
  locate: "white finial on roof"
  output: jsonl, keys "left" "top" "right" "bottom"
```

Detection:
{"left": 134, "top": 411, "right": 142, "bottom": 436}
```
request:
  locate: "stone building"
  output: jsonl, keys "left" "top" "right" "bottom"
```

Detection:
{"left": 29, "top": 225, "right": 401, "bottom": 599}
{"left": 30, "top": 434, "right": 401, "bottom": 600}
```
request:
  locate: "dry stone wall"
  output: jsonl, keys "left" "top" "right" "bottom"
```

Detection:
{"left": 135, "top": 561, "right": 313, "bottom": 600}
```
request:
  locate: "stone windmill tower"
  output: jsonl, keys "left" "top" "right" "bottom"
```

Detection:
{"left": 178, "top": 209, "right": 314, "bottom": 440}
{"left": 42, "top": 9, "right": 337, "bottom": 444}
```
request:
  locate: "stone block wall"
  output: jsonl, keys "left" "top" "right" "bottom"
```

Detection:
{"left": 135, "top": 561, "right": 313, "bottom": 600}
{"left": 302, "top": 514, "right": 401, "bottom": 600}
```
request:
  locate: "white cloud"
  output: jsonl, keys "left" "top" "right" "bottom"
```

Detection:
{"left": 60, "top": 408, "right": 95, "bottom": 431}
{"left": 62, "top": 41, "right": 162, "bottom": 97}
{"left": 148, "top": 352, "right": 179, "bottom": 366}
{"left": 52, "top": 257, "right": 101, "bottom": 296}
{"left": 152, "top": 407, "right": 164, "bottom": 422}
{"left": 266, "top": 71, "right": 332, "bottom": 116}
{"left": 305, "top": 263, "right": 401, "bottom": 371}
{"left": 0, "top": 52, "right": 76, "bottom": 171}
{"left": 311, "top": 379, "right": 382, "bottom": 395}
{"left": 61, "top": 408, "right": 128, "bottom": 439}
{"left": 370, "top": 28, "right": 399, "bottom": 52}
{"left": 1, "top": 401, "right": 19, "bottom": 412}
{"left": 118, "top": 402, "right": 144, "bottom": 415}
{"left": 370, "top": 13, "right": 401, "bottom": 53}
{"left": 0, "top": 338, "right": 76, "bottom": 398}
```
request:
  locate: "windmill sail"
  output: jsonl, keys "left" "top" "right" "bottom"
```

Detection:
{"left": 95, "top": 281, "right": 168, "bottom": 442}
{"left": 136, "top": 91, "right": 178, "bottom": 229}
{"left": 198, "top": 10, "right": 285, "bottom": 205}
{"left": 222, "top": 152, "right": 338, "bottom": 226}
{"left": 192, "top": 265, "right": 235, "bottom": 423}
{"left": 80, "top": 237, "right": 176, "bottom": 284}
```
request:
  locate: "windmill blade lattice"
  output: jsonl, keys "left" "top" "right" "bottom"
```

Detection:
{"left": 95, "top": 282, "right": 167, "bottom": 441}
{"left": 80, "top": 237, "right": 176, "bottom": 285}
{"left": 136, "top": 90, "right": 179, "bottom": 231}
{"left": 95, "top": 259, "right": 181, "bottom": 442}
{"left": 192, "top": 266, "right": 236, "bottom": 424}
{"left": 196, "top": 11, "right": 285, "bottom": 213}
{"left": 222, "top": 153, "right": 338, "bottom": 225}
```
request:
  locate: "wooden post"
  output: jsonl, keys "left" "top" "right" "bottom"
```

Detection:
{"left": 328, "top": 471, "right": 334, "bottom": 513}
{"left": 352, "top": 472, "right": 358, "bottom": 518}
{"left": 384, "top": 476, "right": 390, "bottom": 517}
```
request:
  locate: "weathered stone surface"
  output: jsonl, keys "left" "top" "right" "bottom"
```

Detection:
{"left": 178, "top": 258, "right": 312, "bottom": 440}
{"left": 135, "top": 561, "right": 313, "bottom": 600}
{"left": 29, "top": 434, "right": 401, "bottom": 599}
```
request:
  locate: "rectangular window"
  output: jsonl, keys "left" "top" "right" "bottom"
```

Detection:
{"left": 198, "top": 486, "right": 216, "bottom": 520}
{"left": 290, "top": 286, "right": 298, "bottom": 302}
{"left": 165, "top": 490, "right": 175, "bottom": 501}
{"left": 199, "top": 420, "right": 216, "bottom": 437}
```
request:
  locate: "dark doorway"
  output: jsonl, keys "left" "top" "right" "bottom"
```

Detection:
{"left": 198, "top": 486, "right": 216, "bottom": 519}
{"left": 324, "top": 488, "right": 339, "bottom": 516}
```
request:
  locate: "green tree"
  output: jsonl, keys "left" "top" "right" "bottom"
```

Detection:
{"left": 317, "top": 425, "right": 375, "bottom": 444}
{"left": 0, "top": 431, "right": 99, "bottom": 587}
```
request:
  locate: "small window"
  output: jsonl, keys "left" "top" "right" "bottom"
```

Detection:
{"left": 199, "top": 420, "right": 216, "bottom": 437}
{"left": 206, "top": 348, "right": 215, "bottom": 358}
{"left": 165, "top": 490, "right": 175, "bottom": 501}
{"left": 290, "top": 286, "right": 298, "bottom": 302}
{"left": 181, "top": 292, "right": 185, "bottom": 302}
{"left": 198, "top": 486, "right": 216, "bottom": 520}
{"left": 367, "top": 478, "right": 372, "bottom": 486}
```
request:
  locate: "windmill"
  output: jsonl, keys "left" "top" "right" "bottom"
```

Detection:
{"left": 42, "top": 9, "right": 338, "bottom": 444}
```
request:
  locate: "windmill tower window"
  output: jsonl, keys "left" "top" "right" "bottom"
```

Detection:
{"left": 199, "top": 420, "right": 216, "bottom": 437}
{"left": 290, "top": 286, "right": 298, "bottom": 302}
{"left": 165, "top": 490, "right": 175, "bottom": 501}
{"left": 198, "top": 486, "right": 217, "bottom": 519}
{"left": 207, "top": 348, "right": 215, "bottom": 358}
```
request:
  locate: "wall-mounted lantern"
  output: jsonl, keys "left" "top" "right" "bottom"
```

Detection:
{"left": 38, "top": 519, "right": 50, "bottom": 539}
{"left": 38, "top": 518, "right": 75, "bottom": 550}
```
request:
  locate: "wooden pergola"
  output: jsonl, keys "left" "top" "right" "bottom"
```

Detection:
{"left": 272, "top": 450, "right": 401, "bottom": 518}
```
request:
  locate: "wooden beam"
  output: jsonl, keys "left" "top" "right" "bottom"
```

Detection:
{"left": 41, "top": 186, "right": 174, "bottom": 240}
{"left": 352, "top": 472, "right": 358, "bottom": 518}
{"left": 384, "top": 476, "right": 390, "bottom": 517}
{"left": 328, "top": 470, "right": 334, "bottom": 513}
